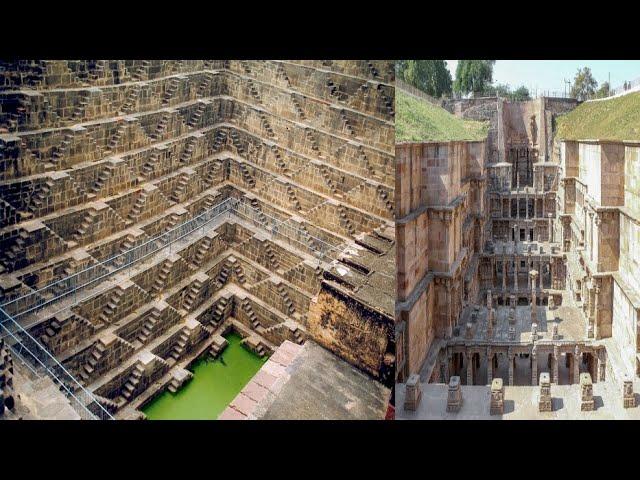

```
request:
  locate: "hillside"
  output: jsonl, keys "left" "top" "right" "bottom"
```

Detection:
{"left": 555, "top": 92, "right": 640, "bottom": 141}
{"left": 396, "top": 88, "right": 489, "bottom": 142}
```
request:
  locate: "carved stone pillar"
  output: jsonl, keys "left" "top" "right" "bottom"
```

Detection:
{"left": 487, "top": 347, "right": 493, "bottom": 385}
{"left": 538, "top": 372, "right": 552, "bottom": 412}
{"left": 623, "top": 375, "right": 636, "bottom": 408}
{"left": 580, "top": 373, "right": 595, "bottom": 411}
{"left": 552, "top": 345, "right": 559, "bottom": 384}
{"left": 403, "top": 374, "right": 422, "bottom": 411}
{"left": 531, "top": 345, "right": 538, "bottom": 386}
{"left": 466, "top": 351, "right": 473, "bottom": 386}
{"left": 502, "top": 257, "right": 507, "bottom": 291}
{"left": 530, "top": 270, "right": 538, "bottom": 325}
{"left": 548, "top": 213, "right": 554, "bottom": 242}
{"left": 508, "top": 348, "right": 514, "bottom": 386}
{"left": 513, "top": 257, "right": 518, "bottom": 291}
{"left": 490, "top": 378, "right": 505, "bottom": 415}
{"left": 573, "top": 346, "right": 580, "bottom": 385}
{"left": 598, "top": 348, "right": 606, "bottom": 382}
{"left": 446, "top": 376, "right": 463, "bottom": 412}
{"left": 593, "top": 285, "right": 601, "bottom": 340}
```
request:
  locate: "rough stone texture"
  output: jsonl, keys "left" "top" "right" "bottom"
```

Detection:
{"left": 396, "top": 91, "right": 640, "bottom": 418}
{"left": 0, "top": 60, "right": 395, "bottom": 419}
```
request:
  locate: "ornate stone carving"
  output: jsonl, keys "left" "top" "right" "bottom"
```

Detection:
{"left": 538, "top": 372, "right": 552, "bottom": 412}
{"left": 580, "top": 373, "right": 594, "bottom": 411}
{"left": 623, "top": 375, "right": 636, "bottom": 409}
{"left": 446, "top": 376, "right": 463, "bottom": 412}
{"left": 403, "top": 373, "right": 422, "bottom": 411}
{"left": 490, "top": 378, "right": 504, "bottom": 415}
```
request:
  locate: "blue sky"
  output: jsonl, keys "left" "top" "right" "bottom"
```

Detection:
{"left": 445, "top": 60, "right": 640, "bottom": 95}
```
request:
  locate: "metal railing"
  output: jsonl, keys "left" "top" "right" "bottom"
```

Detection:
{"left": 1, "top": 198, "right": 236, "bottom": 319}
{"left": 0, "top": 196, "right": 345, "bottom": 419}
{"left": 0, "top": 307, "right": 113, "bottom": 420}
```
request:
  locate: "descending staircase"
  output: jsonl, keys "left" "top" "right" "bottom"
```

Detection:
{"left": 290, "top": 94, "right": 305, "bottom": 119}
{"left": 286, "top": 185, "right": 302, "bottom": 211}
{"left": 197, "top": 72, "right": 214, "bottom": 97}
{"left": 71, "top": 91, "right": 91, "bottom": 121}
{"left": 136, "top": 310, "right": 160, "bottom": 344}
{"left": 338, "top": 205, "right": 356, "bottom": 235}
{"left": 128, "top": 190, "right": 148, "bottom": 222}
{"left": 141, "top": 151, "right": 161, "bottom": 179}
{"left": 152, "top": 260, "right": 172, "bottom": 295}
{"left": 151, "top": 111, "right": 171, "bottom": 140}
{"left": 182, "top": 278, "right": 203, "bottom": 311}
{"left": 238, "top": 162, "right": 256, "bottom": 188}
{"left": 187, "top": 101, "right": 207, "bottom": 128}
{"left": 304, "top": 127, "right": 321, "bottom": 155}
{"left": 28, "top": 180, "right": 54, "bottom": 212}
{"left": 215, "top": 262, "right": 230, "bottom": 287}
{"left": 91, "top": 164, "right": 115, "bottom": 195}
{"left": 377, "top": 185, "right": 393, "bottom": 211}
{"left": 193, "top": 238, "right": 212, "bottom": 268}
{"left": 98, "top": 288, "right": 124, "bottom": 324}
{"left": 168, "top": 329, "right": 190, "bottom": 361}
{"left": 241, "top": 298, "right": 261, "bottom": 330}
{"left": 211, "top": 297, "right": 229, "bottom": 325}
{"left": 264, "top": 243, "right": 280, "bottom": 270}
{"left": 257, "top": 111, "right": 275, "bottom": 138}
{"left": 72, "top": 209, "right": 98, "bottom": 243}
{"left": 120, "top": 84, "right": 141, "bottom": 114}
{"left": 277, "top": 283, "right": 295, "bottom": 315}
{"left": 340, "top": 109, "right": 356, "bottom": 136}
{"left": 52, "top": 133, "right": 73, "bottom": 166}
{"left": 320, "top": 165, "right": 340, "bottom": 196}
{"left": 121, "top": 363, "right": 145, "bottom": 401}
{"left": 180, "top": 136, "right": 198, "bottom": 164}
{"left": 170, "top": 172, "right": 190, "bottom": 202}
{"left": 79, "top": 340, "right": 106, "bottom": 383}
{"left": 106, "top": 122, "right": 127, "bottom": 154}
{"left": 162, "top": 77, "right": 180, "bottom": 106}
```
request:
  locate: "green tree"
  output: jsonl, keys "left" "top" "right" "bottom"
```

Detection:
{"left": 595, "top": 81, "right": 610, "bottom": 99}
{"left": 397, "top": 60, "right": 452, "bottom": 98}
{"left": 510, "top": 85, "right": 531, "bottom": 101}
{"left": 453, "top": 60, "right": 495, "bottom": 96}
{"left": 570, "top": 67, "right": 598, "bottom": 101}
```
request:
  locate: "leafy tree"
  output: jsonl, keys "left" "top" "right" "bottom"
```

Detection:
{"left": 453, "top": 60, "right": 495, "bottom": 96}
{"left": 595, "top": 81, "right": 610, "bottom": 99}
{"left": 511, "top": 85, "right": 531, "bottom": 101}
{"left": 396, "top": 60, "right": 452, "bottom": 98}
{"left": 570, "top": 67, "right": 598, "bottom": 101}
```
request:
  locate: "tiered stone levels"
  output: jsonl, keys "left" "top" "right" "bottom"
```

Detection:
{"left": 0, "top": 60, "right": 395, "bottom": 418}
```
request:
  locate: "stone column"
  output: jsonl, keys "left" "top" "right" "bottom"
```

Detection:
{"left": 466, "top": 351, "right": 473, "bottom": 386}
{"left": 593, "top": 286, "right": 601, "bottom": 340}
{"left": 538, "top": 372, "right": 552, "bottom": 412}
{"left": 623, "top": 375, "right": 636, "bottom": 408}
{"left": 502, "top": 257, "right": 507, "bottom": 291}
{"left": 598, "top": 348, "right": 606, "bottom": 382}
{"left": 403, "top": 374, "right": 422, "bottom": 411}
{"left": 490, "top": 378, "right": 505, "bottom": 415}
{"left": 573, "top": 346, "right": 580, "bottom": 385}
{"left": 446, "top": 376, "right": 463, "bottom": 412}
{"left": 530, "top": 270, "right": 538, "bottom": 325}
{"left": 487, "top": 347, "right": 493, "bottom": 385}
{"left": 580, "top": 373, "right": 595, "bottom": 411}
{"left": 531, "top": 345, "right": 538, "bottom": 386}
{"left": 508, "top": 348, "right": 514, "bottom": 386}
{"left": 513, "top": 257, "right": 518, "bottom": 291}
{"left": 552, "top": 345, "right": 559, "bottom": 384}
{"left": 548, "top": 212, "right": 553, "bottom": 242}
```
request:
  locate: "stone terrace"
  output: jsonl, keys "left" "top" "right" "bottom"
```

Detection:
{"left": 0, "top": 60, "right": 395, "bottom": 419}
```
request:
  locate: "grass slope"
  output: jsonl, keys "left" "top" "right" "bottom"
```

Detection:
{"left": 556, "top": 92, "right": 640, "bottom": 141}
{"left": 396, "top": 89, "right": 489, "bottom": 142}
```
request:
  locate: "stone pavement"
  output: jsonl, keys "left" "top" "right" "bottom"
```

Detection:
{"left": 396, "top": 380, "right": 640, "bottom": 420}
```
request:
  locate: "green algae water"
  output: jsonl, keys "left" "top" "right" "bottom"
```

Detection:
{"left": 142, "top": 333, "right": 267, "bottom": 420}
